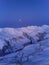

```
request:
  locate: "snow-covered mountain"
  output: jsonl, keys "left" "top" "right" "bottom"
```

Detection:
{"left": 0, "top": 25, "right": 49, "bottom": 65}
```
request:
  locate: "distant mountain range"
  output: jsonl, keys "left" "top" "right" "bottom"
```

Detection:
{"left": 0, "top": 25, "right": 49, "bottom": 65}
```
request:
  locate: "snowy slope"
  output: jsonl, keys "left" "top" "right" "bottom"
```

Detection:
{"left": 0, "top": 25, "right": 49, "bottom": 65}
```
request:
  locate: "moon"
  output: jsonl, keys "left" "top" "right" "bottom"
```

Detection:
{"left": 18, "top": 18, "right": 22, "bottom": 22}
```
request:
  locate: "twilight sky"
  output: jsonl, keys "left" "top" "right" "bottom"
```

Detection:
{"left": 0, "top": 0, "right": 49, "bottom": 27}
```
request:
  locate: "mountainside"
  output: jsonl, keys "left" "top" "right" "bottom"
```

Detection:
{"left": 0, "top": 25, "right": 49, "bottom": 65}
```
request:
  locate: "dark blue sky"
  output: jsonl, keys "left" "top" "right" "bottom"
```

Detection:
{"left": 0, "top": 0, "right": 49, "bottom": 27}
